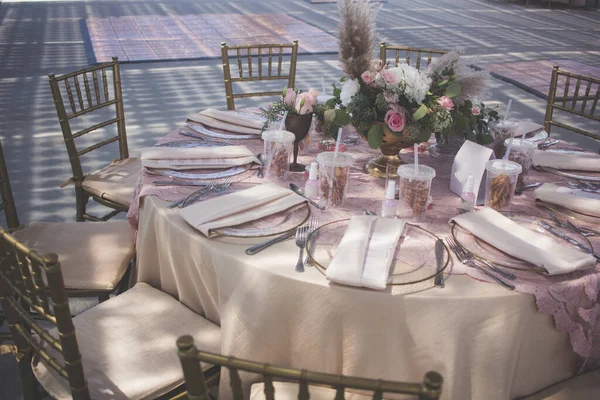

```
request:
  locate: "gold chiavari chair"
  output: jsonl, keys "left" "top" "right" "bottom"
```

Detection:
{"left": 177, "top": 335, "right": 444, "bottom": 400}
{"left": 544, "top": 66, "right": 600, "bottom": 144}
{"left": 0, "top": 140, "right": 134, "bottom": 303}
{"left": 0, "top": 228, "right": 222, "bottom": 400}
{"left": 48, "top": 57, "right": 142, "bottom": 222}
{"left": 379, "top": 43, "right": 448, "bottom": 70}
{"left": 221, "top": 41, "right": 299, "bottom": 110}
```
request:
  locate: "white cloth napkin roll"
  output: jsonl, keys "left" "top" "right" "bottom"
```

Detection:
{"left": 180, "top": 182, "right": 306, "bottom": 237}
{"left": 450, "top": 208, "right": 596, "bottom": 275}
{"left": 187, "top": 109, "right": 264, "bottom": 135}
{"left": 326, "top": 216, "right": 406, "bottom": 290}
{"left": 532, "top": 149, "right": 600, "bottom": 172}
{"left": 534, "top": 183, "right": 600, "bottom": 218}
{"left": 140, "top": 146, "right": 260, "bottom": 170}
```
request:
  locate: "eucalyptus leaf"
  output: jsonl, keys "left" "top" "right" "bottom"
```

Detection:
{"left": 324, "top": 109, "right": 336, "bottom": 122}
{"left": 444, "top": 82, "right": 462, "bottom": 98}
{"left": 413, "top": 104, "right": 428, "bottom": 121}
{"left": 367, "top": 124, "right": 384, "bottom": 149}
{"left": 416, "top": 127, "right": 431, "bottom": 143}
{"left": 333, "top": 87, "right": 341, "bottom": 97}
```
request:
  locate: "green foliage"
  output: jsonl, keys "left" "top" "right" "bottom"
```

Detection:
{"left": 412, "top": 104, "right": 428, "bottom": 121}
{"left": 367, "top": 123, "right": 384, "bottom": 148}
{"left": 444, "top": 82, "right": 461, "bottom": 98}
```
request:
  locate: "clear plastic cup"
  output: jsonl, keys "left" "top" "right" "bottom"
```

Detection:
{"left": 262, "top": 130, "right": 295, "bottom": 179}
{"left": 490, "top": 120, "right": 519, "bottom": 159}
{"left": 317, "top": 152, "right": 353, "bottom": 207}
{"left": 484, "top": 159, "right": 522, "bottom": 211}
{"left": 503, "top": 139, "right": 536, "bottom": 189}
{"left": 396, "top": 164, "right": 436, "bottom": 221}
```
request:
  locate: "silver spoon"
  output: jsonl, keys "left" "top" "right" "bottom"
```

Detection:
{"left": 289, "top": 183, "right": 326, "bottom": 210}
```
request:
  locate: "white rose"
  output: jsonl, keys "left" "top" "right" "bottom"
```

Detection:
{"left": 339, "top": 78, "right": 360, "bottom": 106}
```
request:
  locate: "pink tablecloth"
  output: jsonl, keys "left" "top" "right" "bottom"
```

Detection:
{"left": 130, "top": 120, "right": 600, "bottom": 399}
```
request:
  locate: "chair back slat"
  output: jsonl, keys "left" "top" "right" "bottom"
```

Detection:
{"left": 380, "top": 43, "right": 448, "bottom": 70}
{"left": 73, "top": 75, "right": 85, "bottom": 111}
{"left": 92, "top": 70, "right": 101, "bottom": 105}
{"left": 177, "top": 336, "right": 443, "bottom": 400}
{"left": 0, "top": 141, "right": 20, "bottom": 230}
{"left": 262, "top": 374, "right": 275, "bottom": 400}
{"left": 221, "top": 42, "right": 299, "bottom": 110}
{"left": 102, "top": 67, "right": 110, "bottom": 102}
{"left": 544, "top": 66, "right": 600, "bottom": 142}
{"left": 82, "top": 73, "right": 93, "bottom": 109}
{"left": 0, "top": 227, "right": 90, "bottom": 399}
{"left": 64, "top": 79, "right": 77, "bottom": 114}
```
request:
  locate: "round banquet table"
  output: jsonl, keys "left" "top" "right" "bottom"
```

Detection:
{"left": 133, "top": 124, "right": 597, "bottom": 400}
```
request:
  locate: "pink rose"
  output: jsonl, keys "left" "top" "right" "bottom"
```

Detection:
{"left": 437, "top": 96, "right": 454, "bottom": 111}
{"left": 295, "top": 92, "right": 315, "bottom": 115}
{"left": 361, "top": 71, "right": 375, "bottom": 84}
{"left": 381, "top": 69, "right": 398, "bottom": 85}
{"left": 471, "top": 106, "right": 481, "bottom": 116}
{"left": 384, "top": 109, "right": 406, "bottom": 132}
{"left": 283, "top": 88, "right": 296, "bottom": 107}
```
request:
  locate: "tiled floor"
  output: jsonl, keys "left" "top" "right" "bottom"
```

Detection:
{"left": 481, "top": 59, "right": 600, "bottom": 99}
{"left": 85, "top": 14, "right": 338, "bottom": 63}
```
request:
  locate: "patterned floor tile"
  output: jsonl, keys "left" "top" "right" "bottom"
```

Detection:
{"left": 84, "top": 13, "right": 336, "bottom": 63}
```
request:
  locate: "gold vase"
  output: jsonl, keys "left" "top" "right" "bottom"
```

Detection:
{"left": 364, "top": 125, "right": 417, "bottom": 178}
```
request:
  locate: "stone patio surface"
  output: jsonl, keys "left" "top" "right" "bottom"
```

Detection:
{"left": 0, "top": 0, "right": 599, "bottom": 399}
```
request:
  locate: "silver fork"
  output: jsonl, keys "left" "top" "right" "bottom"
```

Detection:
{"left": 446, "top": 235, "right": 517, "bottom": 280}
{"left": 303, "top": 217, "right": 319, "bottom": 266}
{"left": 181, "top": 177, "right": 232, "bottom": 208}
{"left": 446, "top": 236, "right": 515, "bottom": 290}
{"left": 295, "top": 225, "right": 309, "bottom": 273}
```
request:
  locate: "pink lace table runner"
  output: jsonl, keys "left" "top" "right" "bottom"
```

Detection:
{"left": 128, "top": 121, "right": 600, "bottom": 370}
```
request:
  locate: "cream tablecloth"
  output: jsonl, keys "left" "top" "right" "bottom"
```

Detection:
{"left": 134, "top": 123, "right": 599, "bottom": 399}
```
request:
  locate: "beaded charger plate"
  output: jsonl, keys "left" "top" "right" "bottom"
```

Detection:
{"left": 306, "top": 220, "right": 450, "bottom": 286}
{"left": 451, "top": 212, "right": 593, "bottom": 273}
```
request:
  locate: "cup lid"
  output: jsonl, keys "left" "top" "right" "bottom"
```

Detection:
{"left": 397, "top": 164, "right": 436, "bottom": 180}
{"left": 486, "top": 159, "right": 522, "bottom": 175}
{"left": 503, "top": 138, "right": 537, "bottom": 152}
{"left": 316, "top": 151, "right": 354, "bottom": 167}
{"left": 262, "top": 129, "right": 295, "bottom": 144}
{"left": 492, "top": 119, "right": 519, "bottom": 129}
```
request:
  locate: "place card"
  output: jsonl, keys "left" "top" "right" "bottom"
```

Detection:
{"left": 450, "top": 140, "right": 494, "bottom": 205}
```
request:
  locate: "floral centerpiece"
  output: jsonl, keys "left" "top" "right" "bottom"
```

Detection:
{"left": 315, "top": 0, "right": 498, "bottom": 176}
{"left": 262, "top": 87, "right": 319, "bottom": 171}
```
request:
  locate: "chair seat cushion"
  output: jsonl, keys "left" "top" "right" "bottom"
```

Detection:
{"left": 13, "top": 221, "right": 135, "bottom": 291}
{"left": 32, "top": 282, "right": 222, "bottom": 400}
{"left": 250, "top": 382, "right": 376, "bottom": 400}
{"left": 82, "top": 157, "right": 142, "bottom": 207}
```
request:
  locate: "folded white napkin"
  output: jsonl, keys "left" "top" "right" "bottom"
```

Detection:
{"left": 532, "top": 149, "right": 600, "bottom": 172}
{"left": 180, "top": 182, "right": 306, "bottom": 237}
{"left": 534, "top": 183, "right": 600, "bottom": 218}
{"left": 187, "top": 109, "right": 263, "bottom": 135}
{"left": 450, "top": 208, "right": 596, "bottom": 275}
{"left": 515, "top": 121, "right": 544, "bottom": 138}
{"left": 326, "top": 216, "right": 406, "bottom": 290}
{"left": 140, "top": 146, "right": 259, "bottom": 170}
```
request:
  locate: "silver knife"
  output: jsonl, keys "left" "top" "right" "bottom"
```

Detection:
{"left": 434, "top": 239, "right": 445, "bottom": 288}
{"left": 245, "top": 229, "right": 297, "bottom": 255}
{"left": 538, "top": 221, "right": 592, "bottom": 255}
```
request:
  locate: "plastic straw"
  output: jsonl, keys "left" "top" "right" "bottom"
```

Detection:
{"left": 334, "top": 127, "right": 343, "bottom": 160}
{"left": 280, "top": 111, "right": 288, "bottom": 131}
{"left": 413, "top": 143, "right": 419, "bottom": 174}
{"left": 503, "top": 135, "right": 514, "bottom": 161}
{"left": 503, "top": 99, "right": 512, "bottom": 121}
{"left": 321, "top": 77, "right": 326, "bottom": 94}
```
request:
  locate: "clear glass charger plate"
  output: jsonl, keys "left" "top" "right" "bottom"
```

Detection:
{"left": 451, "top": 211, "right": 593, "bottom": 273}
{"left": 146, "top": 163, "right": 254, "bottom": 180}
{"left": 306, "top": 220, "right": 450, "bottom": 286}
{"left": 212, "top": 202, "right": 311, "bottom": 238}
{"left": 535, "top": 199, "right": 600, "bottom": 225}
